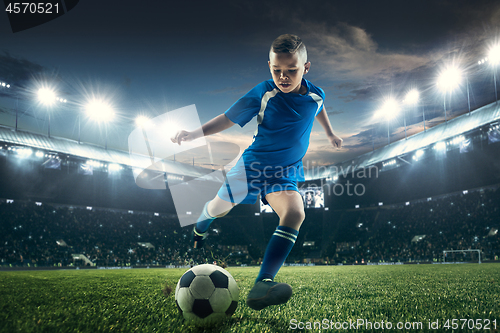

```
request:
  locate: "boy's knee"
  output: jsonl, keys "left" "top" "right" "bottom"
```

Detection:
{"left": 212, "top": 207, "right": 232, "bottom": 218}
{"left": 207, "top": 199, "right": 236, "bottom": 218}
{"left": 279, "top": 209, "right": 305, "bottom": 231}
{"left": 283, "top": 208, "right": 305, "bottom": 224}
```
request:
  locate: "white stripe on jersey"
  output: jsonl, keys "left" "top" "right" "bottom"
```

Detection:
{"left": 308, "top": 92, "right": 324, "bottom": 115}
{"left": 253, "top": 88, "right": 279, "bottom": 142}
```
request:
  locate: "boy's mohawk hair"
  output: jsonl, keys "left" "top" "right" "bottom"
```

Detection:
{"left": 270, "top": 34, "right": 307, "bottom": 61}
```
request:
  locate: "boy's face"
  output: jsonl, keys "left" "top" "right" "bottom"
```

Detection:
{"left": 268, "top": 51, "right": 310, "bottom": 94}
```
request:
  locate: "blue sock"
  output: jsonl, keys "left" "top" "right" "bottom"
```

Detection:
{"left": 256, "top": 225, "right": 299, "bottom": 283}
{"left": 194, "top": 202, "right": 215, "bottom": 233}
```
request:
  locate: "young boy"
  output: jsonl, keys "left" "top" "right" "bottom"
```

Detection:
{"left": 171, "top": 34, "right": 342, "bottom": 310}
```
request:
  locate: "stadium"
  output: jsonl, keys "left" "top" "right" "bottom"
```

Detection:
{"left": 2, "top": 2, "right": 500, "bottom": 332}
{"left": 2, "top": 79, "right": 500, "bottom": 332}
{"left": 1, "top": 88, "right": 500, "bottom": 270}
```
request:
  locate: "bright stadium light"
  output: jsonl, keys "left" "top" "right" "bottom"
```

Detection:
{"left": 18, "top": 148, "right": 33, "bottom": 158}
{"left": 402, "top": 89, "right": 419, "bottom": 139}
{"left": 413, "top": 149, "right": 425, "bottom": 161}
{"left": 487, "top": 44, "right": 500, "bottom": 103}
{"left": 85, "top": 99, "right": 114, "bottom": 122}
{"left": 488, "top": 44, "right": 500, "bottom": 66}
{"left": 404, "top": 89, "right": 419, "bottom": 105}
{"left": 135, "top": 115, "right": 152, "bottom": 128}
{"left": 376, "top": 98, "right": 399, "bottom": 144}
{"left": 434, "top": 141, "right": 446, "bottom": 151}
{"left": 38, "top": 87, "right": 57, "bottom": 138}
{"left": 38, "top": 88, "right": 56, "bottom": 106}
{"left": 437, "top": 65, "right": 462, "bottom": 122}
{"left": 108, "top": 163, "right": 121, "bottom": 172}
{"left": 437, "top": 66, "right": 462, "bottom": 92}
{"left": 377, "top": 98, "right": 400, "bottom": 120}
{"left": 85, "top": 99, "right": 115, "bottom": 149}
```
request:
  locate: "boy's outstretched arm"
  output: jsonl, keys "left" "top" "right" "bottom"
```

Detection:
{"left": 171, "top": 114, "right": 235, "bottom": 145}
{"left": 315, "top": 107, "right": 343, "bottom": 149}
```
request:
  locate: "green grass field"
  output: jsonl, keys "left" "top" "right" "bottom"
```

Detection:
{"left": 0, "top": 264, "right": 499, "bottom": 332}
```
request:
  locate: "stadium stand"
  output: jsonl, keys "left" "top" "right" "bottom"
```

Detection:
{"left": 1, "top": 186, "right": 498, "bottom": 267}
{"left": 0, "top": 101, "right": 500, "bottom": 268}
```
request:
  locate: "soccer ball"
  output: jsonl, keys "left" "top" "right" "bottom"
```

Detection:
{"left": 175, "top": 264, "right": 239, "bottom": 324}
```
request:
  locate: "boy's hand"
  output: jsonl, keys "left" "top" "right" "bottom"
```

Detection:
{"left": 329, "top": 133, "right": 343, "bottom": 150}
{"left": 171, "top": 130, "right": 194, "bottom": 145}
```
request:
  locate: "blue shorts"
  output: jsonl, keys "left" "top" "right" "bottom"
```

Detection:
{"left": 217, "top": 156, "right": 303, "bottom": 205}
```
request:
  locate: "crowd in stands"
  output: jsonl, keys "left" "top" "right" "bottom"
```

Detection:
{"left": 333, "top": 188, "right": 500, "bottom": 264}
{"left": 0, "top": 187, "right": 499, "bottom": 268}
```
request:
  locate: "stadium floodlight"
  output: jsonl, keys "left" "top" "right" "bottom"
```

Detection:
{"left": 85, "top": 99, "right": 114, "bottom": 122}
{"left": 488, "top": 44, "right": 500, "bottom": 66}
{"left": 377, "top": 99, "right": 399, "bottom": 120}
{"left": 403, "top": 88, "right": 427, "bottom": 131}
{"left": 403, "top": 89, "right": 420, "bottom": 139}
{"left": 487, "top": 44, "right": 500, "bottom": 103}
{"left": 38, "top": 87, "right": 57, "bottom": 138}
{"left": 135, "top": 115, "right": 152, "bottom": 129}
{"left": 38, "top": 88, "right": 56, "bottom": 106}
{"left": 449, "top": 135, "right": 465, "bottom": 146}
{"left": 404, "top": 89, "right": 419, "bottom": 105}
{"left": 437, "top": 66, "right": 462, "bottom": 122}
{"left": 437, "top": 66, "right": 462, "bottom": 92}
{"left": 85, "top": 99, "right": 115, "bottom": 149}
{"left": 434, "top": 141, "right": 446, "bottom": 151}
{"left": 108, "top": 163, "right": 121, "bottom": 172}
{"left": 413, "top": 149, "right": 425, "bottom": 161}
{"left": 376, "top": 98, "right": 399, "bottom": 144}
{"left": 0, "top": 80, "right": 11, "bottom": 88}
{"left": 18, "top": 148, "right": 32, "bottom": 158}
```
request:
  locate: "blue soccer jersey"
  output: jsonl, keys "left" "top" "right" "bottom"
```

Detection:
{"left": 224, "top": 78, "right": 324, "bottom": 169}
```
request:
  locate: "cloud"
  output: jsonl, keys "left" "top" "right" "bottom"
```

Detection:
{"left": 0, "top": 52, "right": 65, "bottom": 100}
{"left": 302, "top": 22, "right": 431, "bottom": 81}
{"left": 0, "top": 52, "right": 47, "bottom": 88}
{"left": 325, "top": 106, "right": 343, "bottom": 116}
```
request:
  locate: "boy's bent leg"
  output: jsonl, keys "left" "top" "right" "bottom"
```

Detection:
{"left": 247, "top": 190, "right": 304, "bottom": 310}
{"left": 256, "top": 190, "right": 305, "bottom": 281}
{"left": 207, "top": 195, "right": 237, "bottom": 218}
{"left": 193, "top": 195, "right": 236, "bottom": 248}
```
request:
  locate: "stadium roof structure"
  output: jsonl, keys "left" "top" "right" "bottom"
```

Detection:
{"left": 2, "top": 101, "right": 499, "bottom": 183}
{"left": 0, "top": 125, "right": 223, "bottom": 182}
{"left": 304, "top": 101, "right": 500, "bottom": 180}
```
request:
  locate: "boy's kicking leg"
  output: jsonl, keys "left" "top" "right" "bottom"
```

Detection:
{"left": 193, "top": 195, "right": 236, "bottom": 248}
{"left": 246, "top": 190, "right": 305, "bottom": 310}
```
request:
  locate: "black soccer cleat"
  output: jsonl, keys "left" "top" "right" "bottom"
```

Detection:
{"left": 192, "top": 227, "right": 207, "bottom": 249}
{"left": 246, "top": 279, "right": 293, "bottom": 310}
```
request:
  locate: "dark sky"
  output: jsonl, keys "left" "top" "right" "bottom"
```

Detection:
{"left": 1, "top": 0, "right": 499, "bottom": 167}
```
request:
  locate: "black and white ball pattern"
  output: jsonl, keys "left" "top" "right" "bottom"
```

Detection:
{"left": 175, "top": 264, "right": 239, "bottom": 324}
